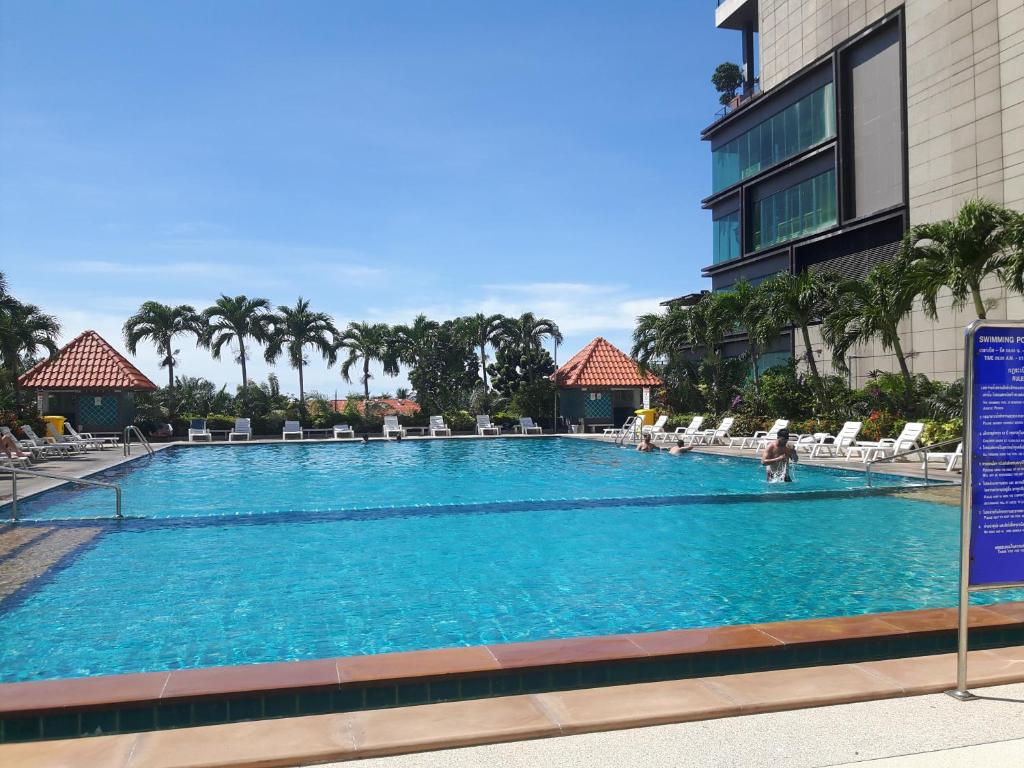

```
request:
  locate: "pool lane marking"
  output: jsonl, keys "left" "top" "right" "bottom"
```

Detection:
{"left": 0, "top": 528, "right": 103, "bottom": 605}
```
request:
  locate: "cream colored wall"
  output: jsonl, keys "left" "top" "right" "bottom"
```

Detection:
{"left": 758, "top": 0, "right": 1024, "bottom": 384}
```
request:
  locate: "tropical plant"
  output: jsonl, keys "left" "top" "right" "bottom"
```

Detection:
{"left": 401, "top": 320, "right": 479, "bottom": 416}
{"left": 711, "top": 62, "right": 743, "bottom": 106}
{"left": 464, "top": 313, "right": 505, "bottom": 390}
{"left": 202, "top": 294, "right": 272, "bottom": 397}
{"left": 822, "top": 260, "right": 917, "bottom": 408}
{"left": 337, "top": 322, "right": 396, "bottom": 409}
{"left": 902, "top": 198, "right": 1020, "bottom": 320}
{"left": 496, "top": 313, "right": 563, "bottom": 382}
{"left": 718, "top": 279, "right": 783, "bottom": 400}
{"left": 0, "top": 289, "right": 61, "bottom": 412}
{"left": 123, "top": 302, "right": 205, "bottom": 390}
{"left": 263, "top": 298, "right": 338, "bottom": 417}
{"left": 760, "top": 270, "right": 837, "bottom": 406}
{"left": 395, "top": 386, "right": 411, "bottom": 400}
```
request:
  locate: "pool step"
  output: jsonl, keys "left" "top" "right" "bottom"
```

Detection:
{"left": 0, "top": 526, "right": 53, "bottom": 559}
{"left": 0, "top": 527, "right": 102, "bottom": 602}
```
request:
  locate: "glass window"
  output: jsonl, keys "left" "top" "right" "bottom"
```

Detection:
{"left": 713, "top": 210, "right": 741, "bottom": 264}
{"left": 710, "top": 82, "right": 836, "bottom": 193}
{"left": 750, "top": 168, "right": 837, "bottom": 252}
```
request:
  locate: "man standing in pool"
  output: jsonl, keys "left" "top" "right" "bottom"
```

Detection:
{"left": 761, "top": 428, "right": 798, "bottom": 481}
{"left": 636, "top": 433, "right": 654, "bottom": 452}
{"left": 668, "top": 439, "right": 692, "bottom": 456}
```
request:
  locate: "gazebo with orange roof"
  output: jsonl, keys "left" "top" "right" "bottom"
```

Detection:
{"left": 551, "top": 337, "right": 661, "bottom": 431}
{"left": 18, "top": 330, "right": 158, "bottom": 435}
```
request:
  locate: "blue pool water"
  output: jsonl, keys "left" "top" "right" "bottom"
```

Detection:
{"left": 0, "top": 439, "right": 979, "bottom": 683}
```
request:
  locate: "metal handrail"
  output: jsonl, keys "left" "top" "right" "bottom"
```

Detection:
{"left": 865, "top": 436, "right": 962, "bottom": 487}
{"left": 1, "top": 465, "right": 122, "bottom": 521}
{"left": 615, "top": 416, "right": 642, "bottom": 446}
{"left": 123, "top": 425, "right": 154, "bottom": 457}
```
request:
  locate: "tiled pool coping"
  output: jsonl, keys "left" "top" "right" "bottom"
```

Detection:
{"left": 1, "top": 601, "right": 1021, "bottom": 743}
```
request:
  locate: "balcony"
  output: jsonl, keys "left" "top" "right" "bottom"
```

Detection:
{"left": 715, "top": 0, "right": 757, "bottom": 31}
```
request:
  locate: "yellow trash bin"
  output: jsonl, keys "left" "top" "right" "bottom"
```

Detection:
{"left": 634, "top": 408, "right": 657, "bottom": 426}
{"left": 43, "top": 415, "right": 66, "bottom": 439}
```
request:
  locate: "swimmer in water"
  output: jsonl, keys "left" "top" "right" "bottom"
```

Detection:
{"left": 761, "top": 428, "right": 797, "bottom": 481}
{"left": 636, "top": 433, "right": 654, "bottom": 452}
{"left": 361, "top": 433, "right": 370, "bottom": 444}
{"left": 668, "top": 439, "right": 692, "bottom": 456}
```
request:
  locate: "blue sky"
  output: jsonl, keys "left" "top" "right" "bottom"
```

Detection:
{"left": 0, "top": 1, "right": 736, "bottom": 396}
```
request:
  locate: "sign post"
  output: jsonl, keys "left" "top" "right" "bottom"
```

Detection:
{"left": 951, "top": 320, "right": 1024, "bottom": 700}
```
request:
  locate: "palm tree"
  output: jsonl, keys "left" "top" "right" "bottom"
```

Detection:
{"left": 902, "top": 198, "right": 1018, "bottom": 320}
{"left": 718, "top": 279, "right": 782, "bottom": 398}
{"left": 123, "top": 302, "right": 204, "bottom": 390}
{"left": 0, "top": 298, "right": 61, "bottom": 411}
{"left": 822, "top": 260, "right": 917, "bottom": 407}
{"left": 391, "top": 315, "right": 438, "bottom": 369}
{"left": 263, "top": 298, "right": 338, "bottom": 417}
{"left": 760, "top": 270, "right": 836, "bottom": 402}
{"left": 465, "top": 313, "right": 505, "bottom": 390}
{"left": 202, "top": 294, "right": 272, "bottom": 397}
{"left": 337, "top": 322, "right": 395, "bottom": 411}
{"left": 497, "top": 313, "right": 564, "bottom": 384}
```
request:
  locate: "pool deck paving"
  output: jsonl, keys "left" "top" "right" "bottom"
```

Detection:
{"left": 2, "top": 649, "right": 1022, "bottom": 767}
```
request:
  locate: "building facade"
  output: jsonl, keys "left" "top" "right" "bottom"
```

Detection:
{"left": 706, "top": 0, "right": 1024, "bottom": 385}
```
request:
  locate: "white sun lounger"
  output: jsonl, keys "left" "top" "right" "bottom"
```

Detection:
{"left": 282, "top": 420, "right": 302, "bottom": 440}
{"left": 846, "top": 422, "right": 925, "bottom": 463}
{"left": 476, "top": 415, "right": 500, "bottom": 436}
{"left": 188, "top": 419, "right": 212, "bottom": 442}
{"left": 333, "top": 423, "right": 355, "bottom": 439}
{"left": 229, "top": 418, "right": 252, "bottom": 441}
{"left": 641, "top": 415, "right": 669, "bottom": 439}
{"left": 383, "top": 415, "right": 405, "bottom": 438}
{"left": 2, "top": 426, "right": 53, "bottom": 460}
{"left": 429, "top": 415, "right": 451, "bottom": 436}
{"left": 689, "top": 416, "right": 735, "bottom": 446}
{"left": 519, "top": 417, "right": 543, "bottom": 434}
{"left": 66, "top": 424, "right": 118, "bottom": 448}
{"left": 730, "top": 419, "right": 789, "bottom": 449}
{"left": 20, "top": 425, "right": 78, "bottom": 456}
{"left": 806, "top": 422, "right": 862, "bottom": 458}
{"left": 922, "top": 442, "right": 962, "bottom": 472}
{"left": 45, "top": 421, "right": 96, "bottom": 451}
{"left": 654, "top": 416, "right": 704, "bottom": 443}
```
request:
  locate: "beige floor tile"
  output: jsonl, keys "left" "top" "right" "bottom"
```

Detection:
{"left": 0, "top": 733, "right": 137, "bottom": 768}
{"left": 534, "top": 678, "right": 740, "bottom": 734}
{"left": 349, "top": 695, "right": 557, "bottom": 758}
{"left": 127, "top": 713, "right": 355, "bottom": 768}
{"left": 859, "top": 648, "right": 1024, "bottom": 694}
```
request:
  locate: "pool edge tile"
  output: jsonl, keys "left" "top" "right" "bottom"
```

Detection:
{"left": 336, "top": 646, "right": 502, "bottom": 685}
{"left": 161, "top": 659, "right": 339, "bottom": 701}
{"left": 0, "top": 673, "right": 171, "bottom": 716}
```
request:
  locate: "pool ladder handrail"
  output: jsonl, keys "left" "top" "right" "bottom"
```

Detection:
{"left": 1, "top": 465, "right": 122, "bottom": 522}
{"left": 864, "top": 436, "right": 962, "bottom": 487}
{"left": 123, "top": 425, "right": 154, "bottom": 457}
{"left": 614, "top": 415, "right": 642, "bottom": 446}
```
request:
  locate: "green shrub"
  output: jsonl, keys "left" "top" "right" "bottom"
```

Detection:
{"left": 445, "top": 410, "right": 475, "bottom": 432}
{"left": 204, "top": 414, "right": 235, "bottom": 430}
{"left": 922, "top": 418, "right": 963, "bottom": 445}
{"left": 859, "top": 411, "right": 905, "bottom": 443}
{"left": 492, "top": 410, "right": 519, "bottom": 427}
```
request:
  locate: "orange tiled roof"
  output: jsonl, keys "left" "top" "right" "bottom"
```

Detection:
{"left": 330, "top": 398, "right": 421, "bottom": 416}
{"left": 552, "top": 337, "right": 661, "bottom": 388}
{"left": 18, "top": 330, "right": 158, "bottom": 391}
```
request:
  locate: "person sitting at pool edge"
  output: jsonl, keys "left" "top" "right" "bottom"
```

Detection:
{"left": 668, "top": 439, "right": 692, "bottom": 456}
{"left": 761, "top": 428, "right": 798, "bottom": 481}
{"left": 2, "top": 433, "right": 29, "bottom": 460}
{"left": 636, "top": 433, "right": 654, "bottom": 452}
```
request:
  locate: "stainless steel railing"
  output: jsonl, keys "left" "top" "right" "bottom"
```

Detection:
{"left": 123, "top": 425, "right": 154, "bottom": 457}
{"left": 865, "top": 437, "right": 962, "bottom": 487}
{"left": 1, "top": 465, "right": 122, "bottom": 521}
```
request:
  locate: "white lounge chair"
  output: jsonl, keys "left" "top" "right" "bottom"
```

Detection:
{"left": 20, "top": 425, "right": 78, "bottom": 455}
{"left": 45, "top": 421, "right": 96, "bottom": 451}
{"left": 67, "top": 423, "right": 118, "bottom": 448}
{"left": 429, "top": 415, "right": 451, "bottom": 437}
{"left": 730, "top": 419, "right": 789, "bottom": 449}
{"left": 476, "top": 415, "right": 500, "bottom": 436}
{"left": 333, "top": 423, "right": 355, "bottom": 439}
{"left": 519, "top": 417, "right": 543, "bottom": 434}
{"left": 689, "top": 417, "right": 735, "bottom": 446}
{"left": 604, "top": 416, "right": 640, "bottom": 438}
{"left": 229, "top": 418, "right": 252, "bottom": 441}
{"left": 654, "top": 416, "right": 705, "bottom": 443}
{"left": 1, "top": 452, "right": 32, "bottom": 469}
{"left": 2, "top": 426, "right": 51, "bottom": 460}
{"left": 846, "top": 422, "right": 925, "bottom": 463}
{"left": 642, "top": 415, "right": 669, "bottom": 439}
{"left": 806, "top": 422, "right": 862, "bottom": 458}
{"left": 188, "top": 419, "right": 212, "bottom": 442}
{"left": 282, "top": 420, "right": 302, "bottom": 440}
{"left": 922, "top": 442, "right": 962, "bottom": 472}
{"left": 383, "top": 415, "right": 405, "bottom": 438}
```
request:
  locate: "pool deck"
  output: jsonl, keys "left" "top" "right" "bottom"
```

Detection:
{"left": 0, "top": 431, "right": 979, "bottom": 763}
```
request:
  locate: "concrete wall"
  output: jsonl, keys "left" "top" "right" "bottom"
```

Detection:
{"left": 758, "top": 0, "right": 1024, "bottom": 384}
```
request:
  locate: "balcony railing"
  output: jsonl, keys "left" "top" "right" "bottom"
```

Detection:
{"left": 712, "top": 82, "right": 761, "bottom": 121}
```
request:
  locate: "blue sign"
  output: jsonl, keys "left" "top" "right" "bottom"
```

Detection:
{"left": 969, "top": 326, "right": 1024, "bottom": 586}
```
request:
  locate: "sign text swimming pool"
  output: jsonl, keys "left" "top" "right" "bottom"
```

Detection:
{"left": 968, "top": 324, "right": 1024, "bottom": 586}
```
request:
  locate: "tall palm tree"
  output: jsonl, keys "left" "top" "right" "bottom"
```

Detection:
{"left": 902, "top": 198, "right": 1018, "bottom": 320}
{"left": 123, "top": 302, "right": 204, "bottom": 390}
{"left": 822, "top": 260, "right": 917, "bottom": 407}
{"left": 498, "top": 312, "right": 563, "bottom": 384}
{"left": 202, "top": 294, "right": 272, "bottom": 395}
{"left": 263, "top": 298, "right": 338, "bottom": 417}
{"left": 466, "top": 313, "right": 505, "bottom": 390}
{"left": 760, "top": 270, "right": 836, "bottom": 402}
{"left": 391, "top": 315, "right": 438, "bottom": 369}
{"left": 337, "top": 322, "right": 395, "bottom": 409}
{"left": 0, "top": 298, "right": 61, "bottom": 411}
{"left": 718, "top": 279, "right": 782, "bottom": 398}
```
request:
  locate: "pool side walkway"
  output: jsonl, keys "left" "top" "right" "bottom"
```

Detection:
{"left": 2, "top": 647, "right": 1022, "bottom": 768}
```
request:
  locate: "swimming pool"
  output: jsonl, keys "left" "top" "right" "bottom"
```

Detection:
{"left": 0, "top": 438, "right": 973, "bottom": 683}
